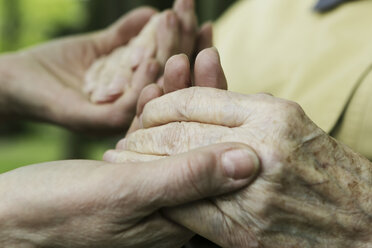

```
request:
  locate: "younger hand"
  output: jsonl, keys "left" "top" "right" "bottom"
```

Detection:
{"left": 0, "top": 143, "right": 259, "bottom": 248}
{"left": 0, "top": 7, "right": 156, "bottom": 133}
{"left": 83, "top": 0, "right": 199, "bottom": 104}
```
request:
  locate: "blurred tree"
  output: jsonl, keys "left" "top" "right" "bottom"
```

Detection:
{"left": 0, "top": 0, "right": 21, "bottom": 51}
{"left": 197, "top": 0, "right": 237, "bottom": 23}
{"left": 83, "top": 0, "right": 237, "bottom": 31}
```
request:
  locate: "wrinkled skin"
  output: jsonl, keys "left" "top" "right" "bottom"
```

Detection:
{"left": 123, "top": 46, "right": 225, "bottom": 136}
{"left": 109, "top": 87, "right": 372, "bottom": 247}
{"left": 84, "top": 0, "right": 198, "bottom": 104}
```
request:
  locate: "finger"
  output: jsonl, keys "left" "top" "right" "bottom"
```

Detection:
{"left": 91, "top": 84, "right": 116, "bottom": 103}
{"left": 163, "top": 54, "right": 191, "bottom": 94}
{"left": 173, "top": 0, "right": 198, "bottom": 57}
{"left": 124, "top": 122, "right": 230, "bottom": 155}
{"left": 156, "top": 11, "right": 180, "bottom": 67}
{"left": 134, "top": 142, "right": 259, "bottom": 209}
{"left": 103, "top": 149, "right": 164, "bottom": 163}
{"left": 116, "top": 137, "right": 128, "bottom": 149}
{"left": 194, "top": 48, "right": 228, "bottom": 90}
{"left": 125, "top": 83, "right": 163, "bottom": 135}
{"left": 195, "top": 22, "right": 213, "bottom": 53}
{"left": 96, "top": 7, "right": 157, "bottom": 54}
{"left": 141, "top": 87, "right": 250, "bottom": 129}
{"left": 129, "top": 14, "right": 159, "bottom": 70}
{"left": 136, "top": 84, "right": 163, "bottom": 117}
{"left": 115, "top": 212, "right": 193, "bottom": 248}
{"left": 106, "top": 69, "right": 132, "bottom": 97}
{"left": 129, "top": 58, "right": 160, "bottom": 95}
{"left": 126, "top": 116, "right": 141, "bottom": 135}
{"left": 163, "top": 200, "right": 258, "bottom": 248}
{"left": 91, "top": 68, "right": 132, "bottom": 104}
{"left": 156, "top": 76, "right": 164, "bottom": 88}
{"left": 84, "top": 57, "right": 105, "bottom": 95}
{"left": 77, "top": 59, "right": 160, "bottom": 132}
{"left": 112, "top": 59, "right": 160, "bottom": 119}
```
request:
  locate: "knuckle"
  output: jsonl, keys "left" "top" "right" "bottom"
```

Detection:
{"left": 271, "top": 99, "right": 307, "bottom": 141}
{"left": 178, "top": 87, "right": 197, "bottom": 118}
{"left": 181, "top": 148, "right": 218, "bottom": 199}
{"left": 279, "top": 100, "right": 305, "bottom": 121}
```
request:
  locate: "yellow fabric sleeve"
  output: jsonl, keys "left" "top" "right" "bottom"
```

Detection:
{"left": 213, "top": 0, "right": 372, "bottom": 134}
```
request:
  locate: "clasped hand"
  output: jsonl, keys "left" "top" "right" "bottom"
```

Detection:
{"left": 107, "top": 55, "right": 372, "bottom": 247}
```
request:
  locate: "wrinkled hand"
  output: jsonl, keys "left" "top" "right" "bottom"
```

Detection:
{"left": 123, "top": 46, "right": 226, "bottom": 135}
{"left": 0, "top": 143, "right": 259, "bottom": 248}
{"left": 108, "top": 87, "right": 372, "bottom": 247}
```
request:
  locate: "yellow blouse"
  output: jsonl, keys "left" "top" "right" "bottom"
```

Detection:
{"left": 214, "top": 0, "right": 372, "bottom": 159}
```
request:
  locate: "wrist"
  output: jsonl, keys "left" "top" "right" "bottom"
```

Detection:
{"left": 0, "top": 52, "right": 55, "bottom": 122}
{"left": 306, "top": 133, "right": 372, "bottom": 238}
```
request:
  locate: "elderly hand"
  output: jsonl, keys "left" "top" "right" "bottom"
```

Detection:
{"left": 0, "top": 143, "right": 259, "bottom": 248}
{"left": 123, "top": 46, "right": 227, "bottom": 136}
{"left": 108, "top": 87, "right": 372, "bottom": 247}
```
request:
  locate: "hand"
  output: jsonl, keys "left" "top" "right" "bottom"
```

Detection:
{"left": 108, "top": 91, "right": 372, "bottom": 245}
{"left": 104, "top": 47, "right": 229, "bottom": 248}
{"left": 84, "top": 0, "right": 200, "bottom": 104}
{"left": 0, "top": 7, "right": 156, "bottom": 133}
{"left": 124, "top": 46, "right": 227, "bottom": 136}
{"left": 0, "top": 143, "right": 259, "bottom": 248}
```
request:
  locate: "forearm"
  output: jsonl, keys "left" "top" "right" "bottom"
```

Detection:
{"left": 0, "top": 172, "right": 35, "bottom": 248}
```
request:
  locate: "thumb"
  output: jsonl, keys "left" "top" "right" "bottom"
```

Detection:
{"left": 95, "top": 7, "right": 157, "bottom": 54}
{"left": 136, "top": 142, "right": 260, "bottom": 209}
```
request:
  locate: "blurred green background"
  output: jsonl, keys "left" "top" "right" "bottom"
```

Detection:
{"left": 0, "top": 0, "right": 237, "bottom": 173}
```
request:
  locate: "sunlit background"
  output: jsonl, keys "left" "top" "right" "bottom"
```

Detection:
{"left": 0, "top": 0, "right": 237, "bottom": 173}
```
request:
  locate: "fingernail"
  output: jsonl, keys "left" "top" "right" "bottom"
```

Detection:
{"left": 221, "top": 148, "right": 259, "bottom": 180}
{"left": 92, "top": 91, "right": 110, "bottom": 103}
{"left": 131, "top": 47, "right": 145, "bottom": 69}
{"left": 107, "top": 78, "right": 125, "bottom": 96}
